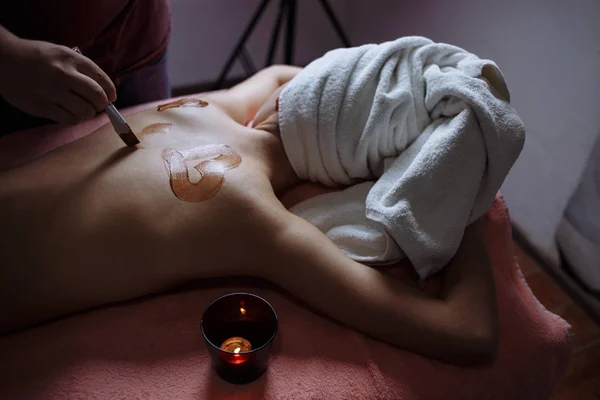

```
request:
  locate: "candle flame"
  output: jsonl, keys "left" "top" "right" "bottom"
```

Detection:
{"left": 240, "top": 307, "right": 246, "bottom": 315}
{"left": 220, "top": 336, "right": 252, "bottom": 357}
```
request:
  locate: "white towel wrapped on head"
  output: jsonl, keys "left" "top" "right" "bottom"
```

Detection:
{"left": 279, "top": 36, "right": 525, "bottom": 280}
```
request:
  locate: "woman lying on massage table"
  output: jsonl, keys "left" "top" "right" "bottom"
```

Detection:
{"left": 0, "top": 66, "right": 498, "bottom": 366}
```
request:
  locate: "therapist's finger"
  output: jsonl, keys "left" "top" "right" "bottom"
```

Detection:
{"left": 56, "top": 90, "right": 96, "bottom": 121}
{"left": 74, "top": 54, "right": 117, "bottom": 103}
{"left": 68, "top": 72, "right": 109, "bottom": 112}
{"left": 36, "top": 103, "right": 78, "bottom": 125}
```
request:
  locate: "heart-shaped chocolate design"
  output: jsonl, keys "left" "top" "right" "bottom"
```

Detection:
{"left": 162, "top": 144, "right": 242, "bottom": 202}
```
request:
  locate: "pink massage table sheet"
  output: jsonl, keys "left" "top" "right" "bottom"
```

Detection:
{"left": 0, "top": 98, "right": 572, "bottom": 399}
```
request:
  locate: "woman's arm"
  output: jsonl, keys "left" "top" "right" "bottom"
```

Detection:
{"left": 0, "top": 25, "right": 116, "bottom": 124}
{"left": 269, "top": 213, "right": 498, "bottom": 366}
{"left": 206, "top": 65, "right": 302, "bottom": 125}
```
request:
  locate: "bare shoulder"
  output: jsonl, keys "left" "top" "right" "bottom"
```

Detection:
{"left": 201, "top": 65, "right": 303, "bottom": 124}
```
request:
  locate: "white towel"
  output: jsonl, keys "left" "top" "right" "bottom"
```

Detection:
{"left": 280, "top": 36, "right": 525, "bottom": 280}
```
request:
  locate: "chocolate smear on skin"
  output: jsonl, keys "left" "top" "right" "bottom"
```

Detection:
{"left": 162, "top": 144, "right": 242, "bottom": 202}
{"left": 139, "top": 123, "right": 173, "bottom": 139}
{"left": 157, "top": 98, "right": 209, "bottom": 112}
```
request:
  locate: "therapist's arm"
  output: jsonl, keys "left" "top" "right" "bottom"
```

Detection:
{"left": 0, "top": 24, "right": 116, "bottom": 124}
{"left": 270, "top": 214, "right": 499, "bottom": 366}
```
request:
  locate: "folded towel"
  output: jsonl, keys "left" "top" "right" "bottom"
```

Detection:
{"left": 280, "top": 36, "right": 526, "bottom": 279}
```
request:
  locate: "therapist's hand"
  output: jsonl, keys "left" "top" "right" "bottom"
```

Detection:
{"left": 0, "top": 37, "right": 117, "bottom": 124}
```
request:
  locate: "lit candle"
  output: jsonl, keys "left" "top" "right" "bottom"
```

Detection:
{"left": 220, "top": 336, "right": 252, "bottom": 365}
{"left": 201, "top": 293, "right": 278, "bottom": 384}
{"left": 220, "top": 336, "right": 252, "bottom": 353}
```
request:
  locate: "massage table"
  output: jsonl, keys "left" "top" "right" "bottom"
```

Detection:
{"left": 0, "top": 97, "right": 572, "bottom": 400}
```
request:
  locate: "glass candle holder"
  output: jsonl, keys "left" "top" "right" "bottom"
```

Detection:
{"left": 201, "top": 293, "right": 278, "bottom": 384}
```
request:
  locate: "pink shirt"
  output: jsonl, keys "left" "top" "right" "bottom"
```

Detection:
{"left": 0, "top": 0, "right": 171, "bottom": 79}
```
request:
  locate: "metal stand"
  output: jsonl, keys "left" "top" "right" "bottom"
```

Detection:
{"left": 213, "top": 0, "right": 351, "bottom": 89}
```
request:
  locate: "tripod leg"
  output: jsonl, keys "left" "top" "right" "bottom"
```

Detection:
{"left": 240, "top": 48, "right": 257, "bottom": 75}
{"left": 318, "top": 0, "right": 351, "bottom": 47}
{"left": 265, "top": 0, "right": 287, "bottom": 67}
{"left": 284, "top": 0, "right": 296, "bottom": 64}
{"left": 214, "top": 0, "right": 271, "bottom": 89}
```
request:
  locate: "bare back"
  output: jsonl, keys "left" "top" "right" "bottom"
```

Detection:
{"left": 0, "top": 96, "right": 296, "bottom": 331}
